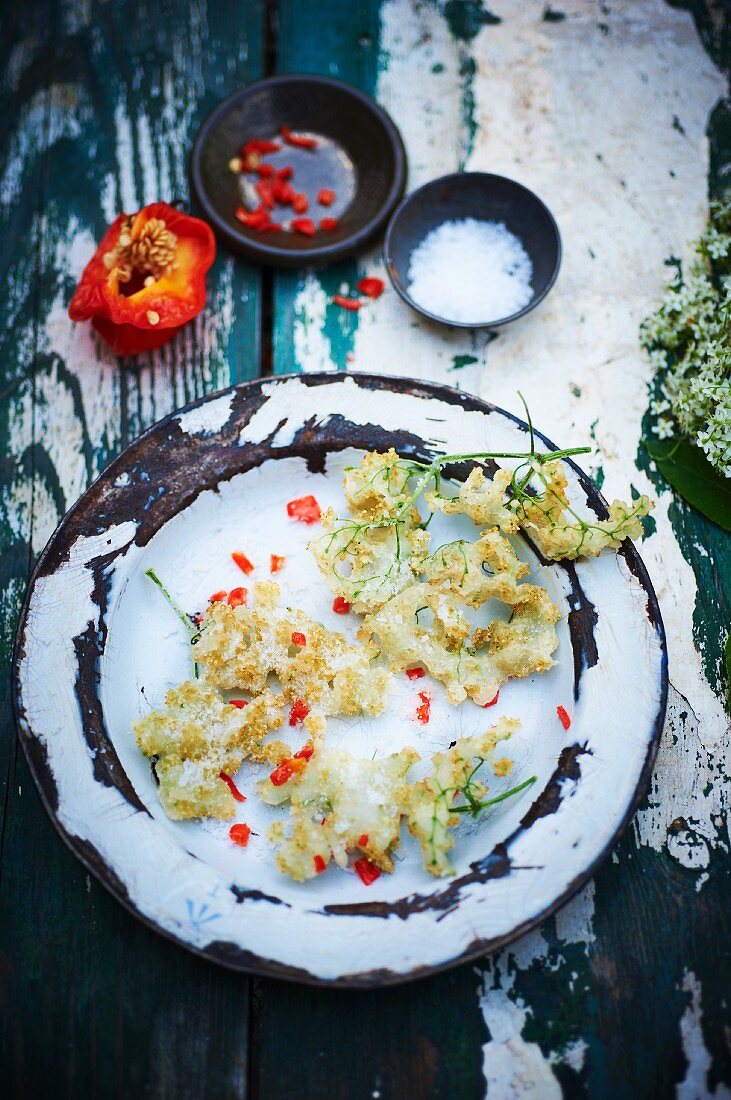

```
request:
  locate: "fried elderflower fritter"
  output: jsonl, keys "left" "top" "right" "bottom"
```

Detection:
{"left": 426, "top": 466, "right": 519, "bottom": 534}
{"left": 405, "top": 718, "right": 520, "bottom": 876}
{"left": 194, "top": 580, "right": 390, "bottom": 717}
{"left": 134, "top": 680, "right": 284, "bottom": 820}
{"left": 258, "top": 743, "right": 419, "bottom": 881}
{"left": 509, "top": 460, "right": 653, "bottom": 560}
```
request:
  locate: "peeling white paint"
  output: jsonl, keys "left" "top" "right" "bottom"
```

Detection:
{"left": 480, "top": 979, "right": 563, "bottom": 1098}
{"left": 677, "top": 970, "right": 731, "bottom": 1100}
{"left": 177, "top": 392, "right": 234, "bottom": 436}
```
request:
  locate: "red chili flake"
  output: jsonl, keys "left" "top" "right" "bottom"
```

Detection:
{"left": 255, "top": 180, "right": 276, "bottom": 209}
{"left": 353, "top": 858, "right": 381, "bottom": 886}
{"left": 319, "top": 217, "right": 339, "bottom": 231}
{"left": 317, "top": 188, "right": 335, "bottom": 206}
{"left": 291, "top": 217, "right": 316, "bottom": 236}
{"left": 281, "top": 125, "right": 318, "bottom": 149}
{"left": 269, "top": 758, "right": 300, "bottom": 786}
{"left": 219, "top": 771, "right": 246, "bottom": 803}
{"left": 292, "top": 192, "right": 309, "bottom": 214}
{"left": 235, "top": 205, "right": 271, "bottom": 229}
{"left": 313, "top": 854, "right": 327, "bottom": 874}
{"left": 291, "top": 631, "right": 307, "bottom": 647}
{"left": 259, "top": 222, "right": 283, "bottom": 232}
{"left": 227, "top": 587, "right": 247, "bottom": 608}
{"left": 332, "top": 596, "right": 351, "bottom": 614}
{"left": 557, "top": 705, "right": 571, "bottom": 730}
{"left": 229, "top": 699, "right": 248, "bottom": 709}
{"left": 256, "top": 163, "right": 275, "bottom": 178}
{"left": 288, "top": 699, "right": 310, "bottom": 727}
{"left": 229, "top": 822, "right": 251, "bottom": 847}
{"left": 405, "top": 667, "right": 425, "bottom": 680}
{"left": 270, "top": 553, "right": 286, "bottom": 573}
{"left": 209, "top": 589, "right": 227, "bottom": 603}
{"left": 332, "top": 294, "right": 361, "bottom": 311}
{"left": 243, "top": 138, "right": 280, "bottom": 156}
{"left": 293, "top": 744, "right": 314, "bottom": 760}
{"left": 232, "top": 550, "right": 255, "bottom": 575}
{"left": 482, "top": 691, "right": 500, "bottom": 708}
{"left": 276, "top": 165, "right": 294, "bottom": 181}
{"left": 358, "top": 834, "right": 369, "bottom": 848}
{"left": 415, "top": 691, "right": 431, "bottom": 724}
{"left": 357, "top": 277, "right": 385, "bottom": 299}
{"left": 192, "top": 612, "right": 203, "bottom": 625}
{"left": 286, "top": 495, "right": 321, "bottom": 523}
{"left": 273, "top": 179, "right": 295, "bottom": 205}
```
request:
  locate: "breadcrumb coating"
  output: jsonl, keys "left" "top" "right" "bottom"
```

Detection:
{"left": 194, "top": 580, "right": 390, "bottom": 718}
{"left": 134, "top": 680, "right": 284, "bottom": 819}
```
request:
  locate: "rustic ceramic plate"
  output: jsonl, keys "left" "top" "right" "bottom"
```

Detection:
{"left": 13, "top": 373, "right": 667, "bottom": 986}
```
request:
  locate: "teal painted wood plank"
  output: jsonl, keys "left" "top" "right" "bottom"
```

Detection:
{"left": 271, "top": 0, "right": 382, "bottom": 376}
{"left": 0, "top": 1, "right": 264, "bottom": 1096}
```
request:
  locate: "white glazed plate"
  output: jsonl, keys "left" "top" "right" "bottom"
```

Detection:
{"left": 13, "top": 373, "right": 667, "bottom": 986}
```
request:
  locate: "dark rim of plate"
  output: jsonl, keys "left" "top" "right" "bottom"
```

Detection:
{"left": 12, "top": 372, "right": 667, "bottom": 988}
{"left": 383, "top": 172, "right": 562, "bottom": 328}
{"left": 189, "top": 75, "right": 408, "bottom": 266}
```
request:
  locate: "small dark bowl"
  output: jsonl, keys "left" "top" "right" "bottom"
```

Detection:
{"left": 189, "top": 75, "right": 407, "bottom": 268}
{"left": 383, "top": 172, "right": 561, "bottom": 327}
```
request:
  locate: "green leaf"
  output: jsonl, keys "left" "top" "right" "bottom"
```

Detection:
{"left": 643, "top": 436, "right": 731, "bottom": 532}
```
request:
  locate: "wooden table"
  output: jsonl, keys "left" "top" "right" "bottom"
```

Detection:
{"left": 1, "top": 1, "right": 729, "bottom": 1096}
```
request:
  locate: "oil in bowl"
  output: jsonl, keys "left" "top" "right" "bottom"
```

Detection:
{"left": 384, "top": 172, "right": 561, "bottom": 328}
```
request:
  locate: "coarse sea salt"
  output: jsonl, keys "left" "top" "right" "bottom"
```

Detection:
{"left": 406, "top": 218, "right": 533, "bottom": 324}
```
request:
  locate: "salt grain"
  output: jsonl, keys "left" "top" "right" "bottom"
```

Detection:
{"left": 406, "top": 218, "right": 533, "bottom": 324}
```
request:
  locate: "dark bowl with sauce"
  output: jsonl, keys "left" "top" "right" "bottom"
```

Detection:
{"left": 383, "top": 172, "right": 562, "bottom": 328}
{"left": 190, "top": 75, "right": 407, "bottom": 268}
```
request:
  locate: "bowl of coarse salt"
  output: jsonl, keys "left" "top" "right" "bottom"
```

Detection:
{"left": 383, "top": 172, "right": 561, "bottom": 328}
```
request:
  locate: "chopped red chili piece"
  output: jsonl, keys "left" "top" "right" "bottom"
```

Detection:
{"left": 227, "top": 586, "right": 247, "bottom": 608}
{"left": 232, "top": 550, "right": 255, "bottom": 575}
{"left": 269, "top": 760, "right": 294, "bottom": 786}
{"left": 288, "top": 699, "right": 310, "bottom": 727}
{"left": 313, "top": 854, "right": 327, "bottom": 874}
{"left": 357, "top": 277, "right": 385, "bottom": 299}
{"left": 270, "top": 553, "right": 286, "bottom": 573}
{"left": 319, "top": 217, "right": 339, "bottom": 231}
{"left": 254, "top": 180, "right": 276, "bottom": 209}
{"left": 293, "top": 744, "right": 314, "bottom": 760}
{"left": 317, "top": 188, "right": 335, "bottom": 206}
{"left": 557, "top": 705, "right": 571, "bottom": 729}
{"left": 286, "top": 495, "right": 321, "bottom": 523}
{"left": 209, "top": 589, "right": 227, "bottom": 603}
{"left": 405, "top": 667, "right": 425, "bottom": 680}
{"left": 229, "top": 699, "right": 248, "bottom": 709}
{"left": 332, "top": 294, "right": 361, "bottom": 311}
{"left": 259, "top": 222, "right": 283, "bottom": 231}
{"left": 242, "top": 138, "right": 280, "bottom": 156}
{"left": 273, "top": 179, "right": 295, "bottom": 205}
{"left": 229, "top": 822, "right": 251, "bottom": 847}
{"left": 291, "top": 217, "right": 316, "bottom": 236}
{"left": 291, "top": 631, "right": 307, "bottom": 647}
{"left": 332, "top": 596, "right": 351, "bottom": 614}
{"left": 292, "top": 192, "right": 309, "bottom": 214}
{"left": 256, "top": 163, "right": 275, "bottom": 178}
{"left": 235, "top": 205, "right": 271, "bottom": 229}
{"left": 482, "top": 691, "right": 500, "bottom": 708}
{"left": 219, "top": 772, "right": 246, "bottom": 803}
{"left": 276, "top": 165, "right": 294, "bottom": 181}
{"left": 281, "top": 125, "right": 318, "bottom": 149}
{"left": 353, "top": 858, "right": 381, "bottom": 886}
{"left": 358, "top": 834, "right": 369, "bottom": 848}
{"left": 415, "top": 691, "right": 431, "bottom": 724}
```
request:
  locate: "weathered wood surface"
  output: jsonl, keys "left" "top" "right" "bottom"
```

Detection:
{"left": 1, "top": 1, "right": 729, "bottom": 1098}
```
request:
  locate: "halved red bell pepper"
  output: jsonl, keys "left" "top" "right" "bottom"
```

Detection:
{"left": 68, "top": 202, "right": 216, "bottom": 356}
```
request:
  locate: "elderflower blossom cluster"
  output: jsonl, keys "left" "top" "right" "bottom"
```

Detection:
{"left": 640, "top": 200, "right": 731, "bottom": 477}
